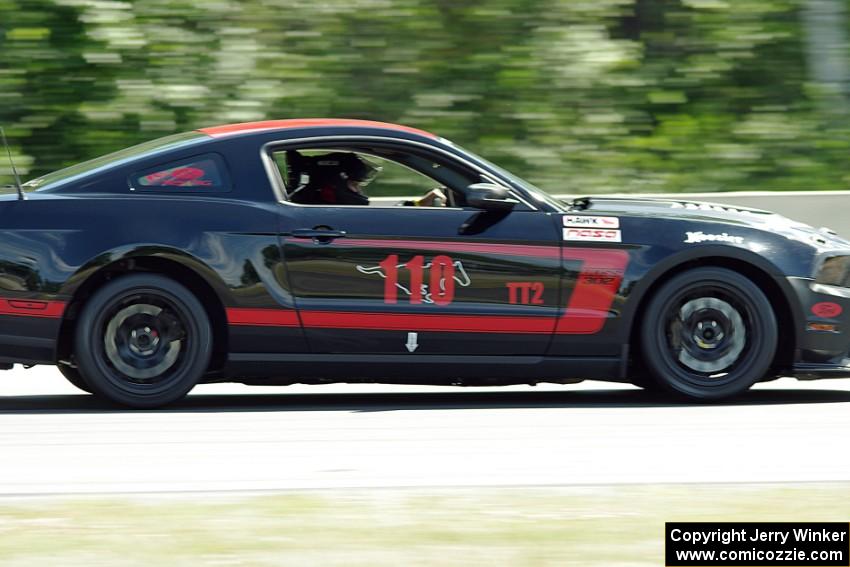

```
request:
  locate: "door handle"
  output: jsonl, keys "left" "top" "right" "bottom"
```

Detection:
{"left": 290, "top": 228, "right": 348, "bottom": 241}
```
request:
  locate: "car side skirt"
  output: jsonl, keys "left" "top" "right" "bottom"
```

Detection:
{"left": 219, "top": 353, "right": 627, "bottom": 385}
{"left": 793, "top": 361, "right": 850, "bottom": 379}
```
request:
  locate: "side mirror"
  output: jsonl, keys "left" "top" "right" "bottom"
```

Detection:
{"left": 465, "top": 183, "right": 518, "bottom": 212}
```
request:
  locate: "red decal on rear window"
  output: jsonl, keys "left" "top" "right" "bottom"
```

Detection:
{"left": 137, "top": 157, "right": 222, "bottom": 188}
{"left": 159, "top": 167, "right": 211, "bottom": 186}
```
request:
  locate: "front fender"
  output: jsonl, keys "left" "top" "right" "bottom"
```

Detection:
{"left": 619, "top": 244, "right": 807, "bottom": 367}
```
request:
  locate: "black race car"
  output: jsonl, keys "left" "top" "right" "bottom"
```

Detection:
{"left": 1, "top": 118, "right": 848, "bottom": 408}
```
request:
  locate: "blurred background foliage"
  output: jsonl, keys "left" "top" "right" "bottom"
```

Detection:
{"left": 2, "top": 0, "right": 850, "bottom": 194}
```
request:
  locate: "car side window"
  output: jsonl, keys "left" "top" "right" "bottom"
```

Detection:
{"left": 129, "top": 153, "right": 231, "bottom": 193}
{"left": 272, "top": 149, "right": 466, "bottom": 208}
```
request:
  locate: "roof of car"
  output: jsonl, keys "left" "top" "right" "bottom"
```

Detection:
{"left": 197, "top": 119, "right": 438, "bottom": 140}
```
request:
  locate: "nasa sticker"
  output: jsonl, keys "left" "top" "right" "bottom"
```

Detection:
{"left": 562, "top": 216, "right": 621, "bottom": 242}
{"left": 563, "top": 215, "right": 620, "bottom": 229}
{"left": 563, "top": 227, "right": 622, "bottom": 242}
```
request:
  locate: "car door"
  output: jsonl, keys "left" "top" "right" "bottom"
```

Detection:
{"left": 271, "top": 141, "right": 563, "bottom": 356}
{"left": 279, "top": 205, "right": 562, "bottom": 355}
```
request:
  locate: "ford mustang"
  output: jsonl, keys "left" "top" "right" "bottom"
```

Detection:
{"left": 1, "top": 118, "right": 849, "bottom": 408}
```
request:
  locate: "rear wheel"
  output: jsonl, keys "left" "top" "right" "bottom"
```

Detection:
{"left": 74, "top": 274, "right": 212, "bottom": 409}
{"left": 640, "top": 267, "right": 777, "bottom": 400}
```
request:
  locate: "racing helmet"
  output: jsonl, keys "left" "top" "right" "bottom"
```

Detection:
{"left": 287, "top": 150, "right": 381, "bottom": 191}
{"left": 316, "top": 152, "right": 381, "bottom": 186}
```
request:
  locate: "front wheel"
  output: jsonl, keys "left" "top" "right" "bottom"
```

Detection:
{"left": 74, "top": 274, "right": 212, "bottom": 409}
{"left": 640, "top": 267, "right": 777, "bottom": 400}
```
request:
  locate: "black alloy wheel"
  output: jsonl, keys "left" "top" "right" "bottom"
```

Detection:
{"left": 640, "top": 267, "right": 778, "bottom": 400}
{"left": 74, "top": 274, "right": 212, "bottom": 408}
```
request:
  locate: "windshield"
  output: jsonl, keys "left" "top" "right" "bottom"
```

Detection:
{"left": 25, "top": 131, "right": 208, "bottom": 192}
{"left": 445, "top": 140, "right": 568, "bottom": 211}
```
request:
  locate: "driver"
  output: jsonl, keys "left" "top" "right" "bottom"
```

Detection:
{"left": 289, "top": 151, "right": 377, "bottom": 206}
{"left": 288, "top": 151, "right": 446, "bottom": 207}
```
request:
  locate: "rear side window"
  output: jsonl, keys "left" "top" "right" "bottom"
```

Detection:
{"left": 129, "top": 153, "right": 230, "bottom": 193}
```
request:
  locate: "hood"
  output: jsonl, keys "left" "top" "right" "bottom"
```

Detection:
{"left": 572, "top": 196, "right": 850, "bottom": 249}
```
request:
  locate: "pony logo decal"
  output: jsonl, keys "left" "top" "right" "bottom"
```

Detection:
{"left": 357, "top": 258, "right": 471, "bottom": 304}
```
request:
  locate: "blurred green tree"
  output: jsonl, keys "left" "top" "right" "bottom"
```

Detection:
{"left": 2, "top": 0, "right": 849, "bottom": 195}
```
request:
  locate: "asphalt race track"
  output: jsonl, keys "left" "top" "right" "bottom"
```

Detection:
{"left": 1, "top": 366, "right": 849, "bottom": 496}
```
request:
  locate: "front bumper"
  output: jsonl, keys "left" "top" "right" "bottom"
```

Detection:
{"left": 788, "top": 276, "right": 850, "bottom": 378}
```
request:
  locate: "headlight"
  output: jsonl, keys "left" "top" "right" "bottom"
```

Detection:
{"left": 816, "top": 256, "right": 850, "bottom": 287}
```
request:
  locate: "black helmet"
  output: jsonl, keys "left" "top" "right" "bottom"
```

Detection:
{"left": 287, "top": 151, "right": 382, "bottom": 205}
{"left": 314, "top": 152, "right": 381, "bottom": 186}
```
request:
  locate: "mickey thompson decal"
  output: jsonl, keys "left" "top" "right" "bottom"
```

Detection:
{"left": 684, "top": 232, "right": 744, "bottom": 244}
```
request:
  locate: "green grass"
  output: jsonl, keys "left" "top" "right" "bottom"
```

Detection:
{"left": 0, "top": 484, "right": 847, "bottom": 566}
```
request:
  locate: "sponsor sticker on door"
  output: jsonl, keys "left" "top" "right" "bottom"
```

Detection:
{"left": 563, "top": 228, "right": 622, "bottom": 242}
{"left": 562, "top": 215, "right": 620, "bottom": 229}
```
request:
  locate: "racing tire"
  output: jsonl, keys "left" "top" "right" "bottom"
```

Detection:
{"left": 640, "top": 267, "right": 777, "bottom": 400}
{"left": 58, "top": 364, "right": 92, "bottom": 394}
{"left": 74, "top": 274, "right": 212, "bottom": 409}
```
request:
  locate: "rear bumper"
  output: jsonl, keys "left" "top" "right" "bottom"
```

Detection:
{"left": 0, "top": 316, "right": 62, "bottom": 365}
{"left": 0, "top": 339, "right": 57, "bottom": 365}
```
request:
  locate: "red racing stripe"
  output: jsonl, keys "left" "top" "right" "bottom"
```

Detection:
{"left": 226, "top": 308, "right": 301, "bottom": 327}
{"left": 0, "top": 299, "right": 66, "bottom": 319}
{"left": 226, "top": 248, "right": 628, "bottom": 334}
{"left": 226, "top": 307, "right": 553, "bottom": 334}
{"left": 199, "top": 119, "right": 437, "bottom": 140}
{"left": 555, "top": 248, "right": 629, "bottom": 334}
{"left": 299, "top": 311, "right": 554, "bottom": 334}
{"left": 226, "top": 306, "right": 553, "bottom": 333}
